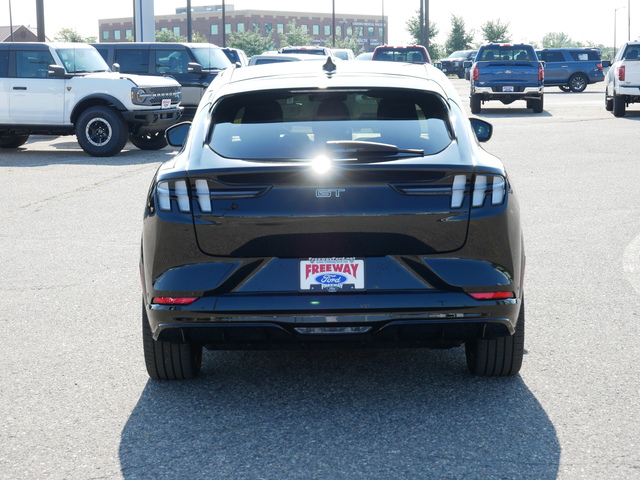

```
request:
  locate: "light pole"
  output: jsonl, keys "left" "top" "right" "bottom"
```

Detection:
{"left": 8, "top": 0, "right": 14, "bottom": 41}
{"left": 615, "top": 6, "right": 627, "bottom": 59}
{"left": 332, "top": 0, "right": 335, "bottom": 47}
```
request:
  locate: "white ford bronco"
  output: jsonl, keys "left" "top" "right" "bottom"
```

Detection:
{"left": 0, "top": 42, "right": 182, "bottom": 156}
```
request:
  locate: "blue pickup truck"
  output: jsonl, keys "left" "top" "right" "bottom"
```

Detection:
{"left": 466, "top": 44, "right": 545, "bottom": 114}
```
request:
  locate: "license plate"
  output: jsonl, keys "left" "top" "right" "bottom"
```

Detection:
{"left": 443, "top": 68, "right": 448, "bottom": 72}
{"left": 503, "top": 86, "right": 514, "bottom": 92}
{"left": 300, "top": 258, "right": 365, "bottom": 292}
{"left": 162, "top": 99, "right": 171, "bottom": 109}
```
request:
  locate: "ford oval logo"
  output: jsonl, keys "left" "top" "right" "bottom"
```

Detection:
{"left": 315, "top": 274, "right": 348, "bottom": 284}
{"left": 504, "top": 70, "right": 513, "bottom": 74}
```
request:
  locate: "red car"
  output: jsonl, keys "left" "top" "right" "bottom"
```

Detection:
{"left": 372, "top": 45, "right": 431, "bottom": 64}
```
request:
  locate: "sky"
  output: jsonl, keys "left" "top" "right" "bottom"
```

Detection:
{"left": 2, "top": 0, "right": 637, "bottom": 49}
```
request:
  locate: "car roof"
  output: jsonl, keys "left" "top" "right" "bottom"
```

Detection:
{"left": 215, "top": 60, "right": 452, "bottom": 100}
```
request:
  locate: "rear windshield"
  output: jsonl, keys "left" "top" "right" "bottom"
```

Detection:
{"left": 375, "top": 48, "right": 427, "bottom": 63}
{"left": 208, "top": 89, "right": 452, "bottom": 160}
{"left": 281, "top": 48, "right": 326, "bottom": 55}
{"left": 479, "top": 47, "right": 535, "bottom": 61}
{"left": 622, "top": 46, "right": 640, "bottom": 60}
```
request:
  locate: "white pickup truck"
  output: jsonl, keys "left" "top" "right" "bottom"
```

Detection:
{"left": 0, "top": 42, "right": 182, "bottom": 156}
{"left": 605, "top": 42, "right": 639, "bottom": 117}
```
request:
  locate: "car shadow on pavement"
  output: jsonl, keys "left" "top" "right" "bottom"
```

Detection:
{"left": 119, "top": 348, "right": 559, "bottom": 479}
{"left": 473, "top": 109, "right": 553, "bottom": 119}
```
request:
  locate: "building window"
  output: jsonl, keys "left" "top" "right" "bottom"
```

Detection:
{"left": 357, "top": 27, "right": 364, "bottom": 37}
{"left": 126, "top": 29, "right": 132, "bottom": 39}
{"left": 173, "top": 26, "right": 180, "bottom": 36}
{"left": 368, "top": 27, "right": 374, "bottom": 36}
{"left": 324, "top": 25, "right": 331, "bottom": 36}
{"left": 346, "top": 26, "right": 353, "bottom": 36}
{"left": 301, "top": 24, "right": 308, "bottom": 33}
{"left": 336, "top": 26, "right": 342, "bottom": 37}
{"left": 225, "top": 24, "right": 231, "bottom": 34}
{"left": 102, "top": 30, "right": 109, "bottom": 40}
{"left": 114, "top": 30, "right": 121, "bottom": 40}
{"left": 378, "top": 27, "right": 384, "bottom": 38}
{"left": 210, "top": 25, "right": 218, "bottom": 35}
{"left": 237, "top": 23, "right": 244, "bottom": 33}
{"left": 265, "top": 23, "right": 273, "bottom": 34}
{"left": 277, "top": 24, "right": 284, "bottom": 33}
{"left": 313, "top": 25, "right": 319, "bottom": 35}
{"left": 252, "top": 23, "right": 260, "bottom": 32}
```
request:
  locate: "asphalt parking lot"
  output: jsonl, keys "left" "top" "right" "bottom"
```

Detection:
{"left": 1, "top": 79, "right": 639, "bottom": 479}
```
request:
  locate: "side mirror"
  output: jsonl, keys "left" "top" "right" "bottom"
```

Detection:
{"left": 463, "top": 60, "right": 472, "bottom": 68}
{"left": 47, "top": 64, "right": 66, "bottom": 78}
{"left": 469, "top": 118, "right": 493, "bottom": 143}
{"left": 112, "top": 62, "right": 120, "bottom": 73}
{"left": 602, "top": 60, "right": 612, "bottom": 68}
{"left": 165, "top": 122, "right": 191, "bottom": 147}
{"left": 434, "top": 62, "right": 442, "bottom": 69}
{"left": 188, "top": 62, "right": 203, "bottom": 74}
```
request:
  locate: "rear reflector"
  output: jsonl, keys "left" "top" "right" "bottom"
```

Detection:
{"left": 152, "top": 297, "right": 198, "bottom": 305}
{"left": 468, "top": 292, "right": 514, "bottom": 300}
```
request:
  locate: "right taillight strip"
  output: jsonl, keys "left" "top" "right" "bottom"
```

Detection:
{"left": 451, "top": 174, "right": 506, "bottom": 209}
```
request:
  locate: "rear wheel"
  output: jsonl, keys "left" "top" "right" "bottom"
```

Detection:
{"left": 0, "top": 134, "right": 30, "bottom": 148}
{"left": 568, "top": 74, "right": 588, "bottom": 93}
{"left": 613, "top": 95, "right": 626, "bottom": 117}
{"left": 470, "top": 94, "right": 482, "bottom": 114}
{"left": 465, "top": 299, "right": 525, "bottom": 377}
{"left": 76, "top": 106, "right": 128, "bottom": 157}
{"left": 129, "top": 131, "right": 168, "bottom": 150}
{"left": 530, "top": 96, "right": 544, "bottom": 113}
{"left": 142, "top": 301, "right": 202, "bottom": 380}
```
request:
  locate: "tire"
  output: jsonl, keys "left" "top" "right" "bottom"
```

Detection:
{"left": 605, "top": 94, "right": 613, "bottom": 112}
{"left": 531, "top": 96, "right": 544, "bottom": 114}
{"left": 76, "top": 106, "right": 128, "bottom": 157}
{"left": 129, "top": 131, "right": 168, "bottom": 150}
{"left": 613, "top": 95, "right": 626, "bottom": 117}
{"left": 142, "top": 301, "right": 202, "bottom": 380}
{"left": 470, "top": 94, "right": 482, "bottom": 114}
{"left": 568, "top": 74, "right": 588, "bottom": 93}
{"left": 0, "top": 134, "right": 29, "bottom": 148}
{"left": 465, "top": 299, "right": 525, "bottom": 377}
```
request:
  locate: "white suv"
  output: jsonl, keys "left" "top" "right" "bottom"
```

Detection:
{"left": 0, "top": 43, "right": 182, "bottom": 156}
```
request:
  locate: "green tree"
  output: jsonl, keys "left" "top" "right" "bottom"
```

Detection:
{"left": 279, "top": 20, "right": 314, "bottom": 47}
{"left": 54, "top": 28, "right": 96, "bottom": 43}
{"left": 481, "top": 19, "right": 512, "bottom": 43}
{"left": 405, "top": 13, "right": 442, "bottom": 60}
{"left": 541, "top": 32, "right": 572, "bottom": 48}
{"left": 328, "top": 36, "right": 363, "bottom": 56}
{"left": 227, "top": 29, "right": 276, "bottom": 57}
{"left": 155, "top": 29, "right": 207, "bottom": 43}
{"left": 445, "top": 15, "right": 474, "bottom": 54}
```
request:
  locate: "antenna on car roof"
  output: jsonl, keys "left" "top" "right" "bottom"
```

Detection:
{"left": 323, "top": 57, "right": 337, "bottom": 75}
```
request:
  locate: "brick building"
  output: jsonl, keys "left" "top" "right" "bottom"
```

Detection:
{"left": 98, "top": 6, "right": 387, "bottom": 52}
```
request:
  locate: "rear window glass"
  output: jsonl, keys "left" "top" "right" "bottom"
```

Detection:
{"left": 622, "top": 47, "right": 640, "bottom": 60}
{"left": 375, "top": 48, "right": 426, "bottom": 63}
{"left": 569, "top": 50, "right": 600, "bottom": 61}
{"left": 208, "top": 89, "right": 452, "bottom": 160}
{"left": 538, "top": 51, "right": 565, "bottom": 62}
{"left": 479, "top": 47, "right": 534, "bottom": 61}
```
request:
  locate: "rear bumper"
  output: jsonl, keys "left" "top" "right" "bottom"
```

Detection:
{"left": 146, "top": 292, "right": 521, "bottom": 348}
{"left": 472, "top": 86, "right": 543, "bottom": 99}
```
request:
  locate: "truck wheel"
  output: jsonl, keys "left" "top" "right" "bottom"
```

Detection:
{"left": 613, "top": 95, "right": 626, "bottom": 117}
{"left": 142, "top": 301, "right": 202, "bottom": 380}
{"left": 465, "top": 299, "right": 525, "bottom": 377}
{"left": 0, "top": 135, "right": 30, "bottom": 148}
{"left": 470, "top": 94, "right": 482, "bottom": 114}
{"left": 569, "top": 74, "right": 587, "bottom": 93}
{"left": 531, "top": 96, "right": 544, "bottom": 113}
{"left": 76, "top": 106, "right": 128, "bottom": 157}
{"left": 129, "top": 131, "right": 168, "bottom": 150}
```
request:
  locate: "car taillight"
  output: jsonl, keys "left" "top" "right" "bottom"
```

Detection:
{"left": 596, "top": 62, "right": 603, "bottom": 72}
{"left": 153, "top": 297, "right": 198, "bottom": 305}
{"left": 468, "top": 292, "right": 514, "bottom": 300}
{"left": 538, "top": 64, "right": 544, "bottom": 82}
{"left": 451, "top": 174, "right": 506, "bottom": 209}
{"left": 618, "top": 65, "right": 626, "bottom": 81}
{"left": 156, "top": 179, "right": 271, "bottom": 213}
{"left": 472, "top": 66, "right": 479, "bottom": 82}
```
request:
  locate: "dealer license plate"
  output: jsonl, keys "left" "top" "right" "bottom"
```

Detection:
{"left": 503, "top": 86, "right": 514, "bottom": 92}
{"left": 162, "top": 99, "right": 171, "bottom": 109}
{"left": 300, "top": 258, "right": 365, "bottom": 292}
